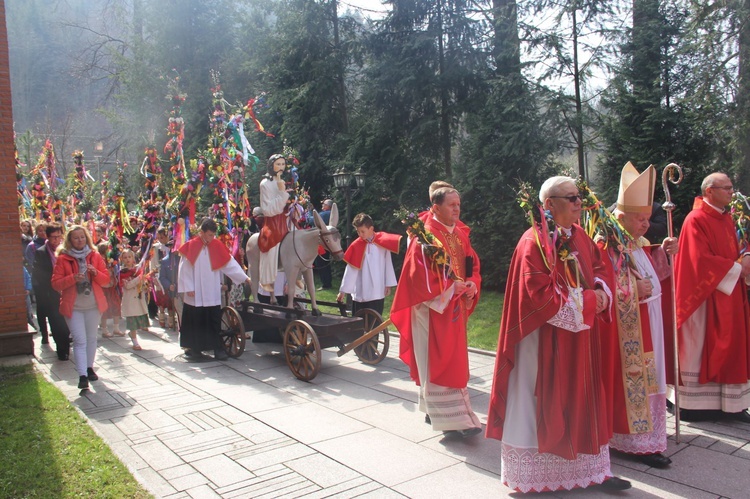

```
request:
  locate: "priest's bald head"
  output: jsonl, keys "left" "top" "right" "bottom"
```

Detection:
{"left": 702, "top": 172, "right": 734, "bottom": 208}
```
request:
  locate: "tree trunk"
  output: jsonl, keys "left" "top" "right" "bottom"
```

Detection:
{"left": 437, "top": 0, "right": 451, "bottom": 178}
{"left": 572, "top": 7, "right": 586, "bottom": 179}
{"left": 736, "top": 2, "right": 750, "bottom": 193}
{"left": 331, "top": 0, "right": 349, "bottom": 134}
{"left": 493, "top": 0, "right": 521, "bottom": 78}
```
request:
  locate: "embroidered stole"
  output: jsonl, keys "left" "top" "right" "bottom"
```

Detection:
{"left": 613, "top": 255, "right": 657, "bottom": 434}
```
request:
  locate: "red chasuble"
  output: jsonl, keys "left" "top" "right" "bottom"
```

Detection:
{"left": 486, "top": 225, "right": 612, "bottom": 460}
{"left": 178, "top": 236, "right": 232, "bottom": 271}
{"left": 343, "top": 232, "right": 402, "bottom": 269}
{"left": 391, "top": 217, "right": 481, "bottom": 389}
{"left": 673, "top": 197, "right": 750, "bottom": 384}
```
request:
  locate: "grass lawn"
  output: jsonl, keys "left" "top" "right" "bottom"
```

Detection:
{"left": 0, "top": 364, "right": 151, "bottom": 499}
{"left": 313, "top": 275, "right": 503, "bottom": 352}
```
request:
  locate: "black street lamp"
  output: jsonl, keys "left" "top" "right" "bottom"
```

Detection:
{"left": 332, "top": 168, "right": 366, "bottom": 247}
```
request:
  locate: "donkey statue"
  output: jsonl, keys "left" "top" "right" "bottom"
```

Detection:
{"left": 246, "top": 203, "right": 344, "bottom": 316}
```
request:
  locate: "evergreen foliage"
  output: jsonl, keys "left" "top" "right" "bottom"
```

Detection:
{"left": 8, "top": 0, "right": 750, "bottom": 288}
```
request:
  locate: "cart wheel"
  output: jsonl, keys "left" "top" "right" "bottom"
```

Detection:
{"left": 354, "top": 309, "right": 390, "bottom": 365}
{"left": 283, "top": 320, "right": 321, "bottom": 381}
{"left": 221, "top": 306, "right": 246, "bottom": 358}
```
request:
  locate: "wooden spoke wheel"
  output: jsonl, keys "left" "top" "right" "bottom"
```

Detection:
{"left": 353, "top": 309, "right": 389, "bottom": 365}
{"left": 283, "top": 320, "right": 321, "bottom": 381}
{"left": 220, "top": 306, "right": 246, "bottom": 358}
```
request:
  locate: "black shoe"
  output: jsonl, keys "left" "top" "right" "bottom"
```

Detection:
{"left": 680, "top": 408, "right": 723, "bottom": 422}
{"left": 78, "top": 375, "right": 89, "bottom": 389}
{"left": 184, "top": 349, "right": 199, "bottom": 360}
{"left": 424, "top": 414, "right": 431, "bottom": 424}
{"left": 443, "top": 427, "right": 482, "bottom": 439}
{"left": 637, "top": 453, "right": 672, "bottom": 468}
{"left": 600, "top": 477, "right": 632, "bottom": 491}
{"left": 57, "top": 351, "right": 69, "bottom": 361}
{"left": 214, "top": 349, "right": 229, "bottom": 361}
{"left": 41, "top": 337, "right": 49, "bottom": 345}
{"left": 86, "top": 368, "right": 98, "bottom": 381}
{"left": 725, "top": 409, "right": 750, "bottom": 423}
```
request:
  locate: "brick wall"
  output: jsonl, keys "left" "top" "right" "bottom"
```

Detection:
{"left": 0, "top": 0, "right": 30, "bottom": 337}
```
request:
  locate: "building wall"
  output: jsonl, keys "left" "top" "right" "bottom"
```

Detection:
{"left": 0, "top": 0, "right": 34, "bottom": 355}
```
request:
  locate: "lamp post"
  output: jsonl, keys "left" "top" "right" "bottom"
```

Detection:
{"left": 332, "top": 168, "right": 366, "bottom": 247}
{"left": 94, "top": 141, "right": 104, "bottom": 182}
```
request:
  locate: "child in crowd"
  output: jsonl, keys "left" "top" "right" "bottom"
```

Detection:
{"left": 97, "top": 242, "right": 124, "bottom": 338}
{"left": 336, "top": 213, "right": 400, "bottom": 316}
{"left": 119, "top": 249, "right": 149, "bottom": 350}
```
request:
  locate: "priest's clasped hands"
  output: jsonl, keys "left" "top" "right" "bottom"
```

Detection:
{"left": 456, "top": 280, "right": 477, "bottom": 300}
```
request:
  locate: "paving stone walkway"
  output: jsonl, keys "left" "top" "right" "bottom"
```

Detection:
{"left": 16, "top": 321, "right": 750, "bottom": 498}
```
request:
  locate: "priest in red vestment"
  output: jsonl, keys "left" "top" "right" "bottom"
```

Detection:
{"left": 670, "top": 172, "right": 750, "bottom": 422}
{"left": 178, "top": 218, "right": 250, "bottom": 361}
{"left": 602, "top": 163, "right": 677, "bottom": 469}
{"left": 391, "top": 185, "right": 482, "bottom": 438}
{"left": 486, "top": 176, "right": 631, "bottom": 493}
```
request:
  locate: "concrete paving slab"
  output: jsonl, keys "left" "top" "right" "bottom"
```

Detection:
{"left": 394, "top": 462, "right": 507, "bottom": 498}
{"left": 182, "top": 484, "right": 221, "bottom": 498}
{"left": 234, "top": 441, "right": 317, "bottom": 471}
{"left": 284, "top": 453, "right": 362, "bottom": 488}
{"left": 132, "top": 438, "right": 186, "bottom": 471}
{"left": 162, "top": 427, "right": 246, "bottom": 462}
{"left": 138, "top": 409, "right": 181, "bottom": 430}
{"left": 648, "top": 444, "right": 749, "bottom": 498}
{"left": 230, "top": 419, "right": 288, "bottom": 444}
{"left": 136, "top": 467, "right": 179, "bottom": 497}
{"left": 346, "top": 398, "right": 438, "bottom": 443}
{"left": 26, "top": 326, "right": 750, "bottom": 498}
{"left": 311, "top": 428, "right": 459, "bottom": 487}
{"left": 420, "top": 430, "right": 503, "bottom": 475}
{"left": 349, "top": 486, "right": 409, "bottom": 498}
{"left": 321, "top": 361, "right": 413, "bottom": 388}
{"left": 252, "top": 401, "right": 372, "bottom": 444}
{"left": 191, "top": 454, "right": 255, "bottom": 488}
{"left": 211, "top": 382, "right": 307, "bottom": 414}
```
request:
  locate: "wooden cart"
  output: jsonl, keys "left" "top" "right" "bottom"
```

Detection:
{"left": 218, "top": 299, "right": 391, "bottom": 381}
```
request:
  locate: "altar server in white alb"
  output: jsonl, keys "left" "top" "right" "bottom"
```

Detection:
{"left": 336, "top": 213, "right": 400, "bottom": 316}
{"left": 177, "top": 218, "right": 250, "bottom": 361}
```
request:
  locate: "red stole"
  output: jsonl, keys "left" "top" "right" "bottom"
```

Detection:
{"left": 673, "top": 196, "right": 750, "bottom": 384}
{"left": 391, "top": 217, "right": 481, "bottom": 388}
{"left": 178, "top": 237, "right": 232, "bottom": 271}
{"left": 343, "top": 232, "right": 402, "bottom": 269}
{"left": 486, "top": 225, "right": 612, "bottom": 460}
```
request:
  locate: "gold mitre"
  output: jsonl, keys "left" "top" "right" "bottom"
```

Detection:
{"left": 616, "top": 162, "right": 655, "bottom": 214}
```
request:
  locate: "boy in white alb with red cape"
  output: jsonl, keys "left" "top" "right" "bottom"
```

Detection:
{"left": 336, "top": 213, "right": 400, "bottom": 316}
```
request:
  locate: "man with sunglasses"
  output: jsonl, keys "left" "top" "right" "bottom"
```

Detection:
{"left": 487, "top": 176, "right": 630, "bottom": 492}
{"left": 670, "top": 172, "right": 750, "bottom": 422}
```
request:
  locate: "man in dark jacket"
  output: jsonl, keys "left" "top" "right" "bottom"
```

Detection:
{"left": 31, "top": 223, "right": 70, "bottom": 359}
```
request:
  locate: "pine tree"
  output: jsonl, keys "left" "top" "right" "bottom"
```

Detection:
{"left": 457, "top": 0, "right": 556, "bottom": 289}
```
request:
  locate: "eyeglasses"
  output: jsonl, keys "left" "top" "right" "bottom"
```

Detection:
{"left": 548, "top": 194, "right": 583, "bottom": 203}
{"left": 710, "top": 185, "right": 734, "bottom": 192}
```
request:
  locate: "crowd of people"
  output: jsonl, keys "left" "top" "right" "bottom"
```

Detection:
{"left": 19, "top": 156, "right": 750, "bottom": 494}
